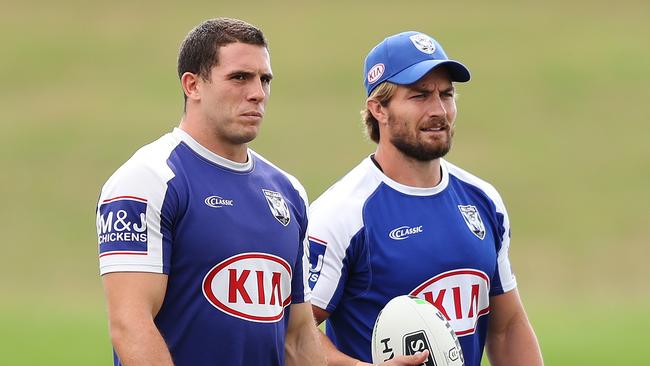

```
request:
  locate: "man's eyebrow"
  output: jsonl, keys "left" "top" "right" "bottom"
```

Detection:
{"left": 225, "top": 70, "right": 254, "bottom": 78}
{"left": 225, "top": 70, "right": 274, "bottom": 80}
{"left": 409, "top": 86, "right": 433, "bottom": 94}
{"left": 442, "top": 85, "right": 455, "bottom": 93}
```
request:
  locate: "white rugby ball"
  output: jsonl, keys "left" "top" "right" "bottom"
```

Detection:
{"left": 371, "top": 295, "right": 464, "bottom": 366}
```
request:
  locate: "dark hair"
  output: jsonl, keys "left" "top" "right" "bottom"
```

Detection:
{"left": 177, "top": 18, "right": 268, "bottom": 105}
{"left": 361, "top": 82, "right": 398, "bottom": 143}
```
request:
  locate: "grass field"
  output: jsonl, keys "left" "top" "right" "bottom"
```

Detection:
{"left": 1, "top": 0, "right": 648, "bottom": 364}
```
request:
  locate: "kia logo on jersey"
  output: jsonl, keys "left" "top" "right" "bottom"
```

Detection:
{"left": 202, "top": 252, "right": 292, "bottom": 323}
{"left": 410, "top": 269, "right": 490, "bottom": 336}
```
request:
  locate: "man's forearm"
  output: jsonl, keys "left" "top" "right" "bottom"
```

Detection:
{"left": 317, "top": 331, "right": 364, "bottom": 366}
{"left": 285, "top": 302, "right": 326, "bottom": 366}
{"left": 486, "top": 314, "right": 543, "bottom": 366}
{"left": 110, "top": 318, "right": 174, "bottom": 366}
{"left": 285, "top": 322, "right": 326, "bottom": 366}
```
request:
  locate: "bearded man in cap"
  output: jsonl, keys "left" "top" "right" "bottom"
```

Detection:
{"left": 307, "top": 31, "right": 543, "bottom": 366}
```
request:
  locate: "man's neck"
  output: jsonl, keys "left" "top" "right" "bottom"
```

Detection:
{"left": 373, "top": 145, "right": 442, "bottom": 188}
{"left": 178, "top": 116, "right": 248, "bottom": 163}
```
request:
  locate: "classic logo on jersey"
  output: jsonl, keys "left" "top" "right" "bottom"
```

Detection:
{"left": 307, "top": 236, "right": 328, "bottom": 288}
{"left": 204, "top": 195, "right": 234, "bottom": 208}
{"left": 388, "top": 225, "right": 424, "bottom": 240}
{"left": 409, "top": 34, "right": 436, "bottom": 54}
{"left": 262, "top": 189, "right": 291, "bottom": 226}
{"left": 458, "top": 205, "right": 486, "bottom": 240}
{"left": 367, "top": 63, "right": 385, "bottom": 84}
{"left": 403, "top": 331, "right": 436, "bottom": 366}
{"left": 202, "top": 252, "right": 292, "bottom": 323}
{"left": 410, "top": 269, "right": 490, "bottom": 336}
{"left": 97, "top": 196, "right": 148, "bottom": 257}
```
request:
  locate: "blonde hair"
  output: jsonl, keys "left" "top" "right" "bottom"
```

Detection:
{"left": 361, "top": 82, "right": 398, "bottom": 143}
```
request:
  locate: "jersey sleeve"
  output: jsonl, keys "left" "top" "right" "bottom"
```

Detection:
{"left": 288, "top": 178, "right": 312, "bottom": 304}
{"left": 487, "top": 191, "right": 517, "bottom": 296}
{"left": 307, "top": 199, "right": 366, "bottom": 314}
{"left": 96, "top": 151, "right": 176, "bottom": 275}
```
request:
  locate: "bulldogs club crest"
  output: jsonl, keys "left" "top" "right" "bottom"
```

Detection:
{"left": 458, "top": 205, "right": 486, "bottom": 240}
{"left": 262, "top": 189, "right": 291, "bottom": 226}
{"left": 409, "top": 34, "right": 436, "bottom": 54}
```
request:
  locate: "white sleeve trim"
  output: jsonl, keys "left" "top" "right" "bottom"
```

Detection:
{"left": 100, "top": 263, "right": 165, "bottom": 274}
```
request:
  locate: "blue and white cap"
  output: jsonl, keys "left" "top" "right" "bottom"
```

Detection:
{"left": 364, "top": 31, "right": 471, "bottom": 96}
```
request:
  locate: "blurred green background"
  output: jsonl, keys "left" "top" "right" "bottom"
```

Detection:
{"left": 1, "top": 0, "right": 648, "bottom": 364}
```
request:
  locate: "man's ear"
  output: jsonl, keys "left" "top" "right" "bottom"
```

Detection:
{"left": 367, "top": 99, "right": 388, "bottom": 125}
{"left": 181, "top": 72, "right": 201, "bottom": 102}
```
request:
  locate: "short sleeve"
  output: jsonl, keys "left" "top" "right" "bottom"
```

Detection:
{"left": 96, "top": 150, "right": 176, "bottom": 275}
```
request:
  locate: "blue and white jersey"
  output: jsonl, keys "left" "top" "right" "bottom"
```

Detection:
{"left": 308, "top": 157, "right": 516, "bottom": 366}
{"left": 96, "top": 128, "right": 311, "bottom": 366}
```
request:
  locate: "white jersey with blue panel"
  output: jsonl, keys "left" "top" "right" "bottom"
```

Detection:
{"left": 307, "top": 156, "right": 516, "bottom": 366}
{"left": 96, "top": 128, "right": 311, "bottom": 366}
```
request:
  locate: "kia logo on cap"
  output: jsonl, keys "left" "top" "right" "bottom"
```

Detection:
{"left": 367, "top": 63, "right": 385, "bottom": 84}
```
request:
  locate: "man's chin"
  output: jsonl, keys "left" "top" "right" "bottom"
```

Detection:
{"left": 392, "top": 137, "right": 452, "bottom": 162}
{"left": 234, "top": 127, "right": 261, "bottom": 144}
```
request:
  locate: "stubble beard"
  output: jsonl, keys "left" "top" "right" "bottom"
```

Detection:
{"left": 389, "top": 116, "right": 454, "bottom": 162}
{"left": 215, "top": 118, "right": 262, "bottom": 146}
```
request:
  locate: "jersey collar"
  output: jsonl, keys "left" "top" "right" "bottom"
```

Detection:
{"left": 172, "top": 128, "right": 253, "bottom": 172}
{"left": 367, "top": 156, "right": 450, "bottom": 196}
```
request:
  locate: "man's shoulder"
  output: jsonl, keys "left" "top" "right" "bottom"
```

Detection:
{"left": 308, "top": 158, "right": 380, "bottom": 250}
{"left": 444, "top": 160, "right": 506, "bottom": 208}
{"left": 310, "top": 158, "right": 381, "bottom": 221}
{"left": 101, "top": 132, "right": 180, "bottom": 194}
{"left": 250, "top": 150, "right": 309, "bottom": 204}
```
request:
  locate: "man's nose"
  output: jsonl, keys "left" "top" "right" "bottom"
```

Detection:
{"left": 247, "top": 79, "right": 267, "bottom": 102}
{"left": 428, "top": 94, "right": 446, "bottom": 118}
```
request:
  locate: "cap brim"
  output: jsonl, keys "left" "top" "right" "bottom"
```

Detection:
{"left": 388, "top": 60, "right": 471, "bottom": 85}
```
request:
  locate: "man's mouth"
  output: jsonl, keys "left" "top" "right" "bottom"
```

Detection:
{"left": 242, "top": 111, "right": 263, "bottom": 118}
{"left": 420, "top": 125, "right": 446, "bottom": 132}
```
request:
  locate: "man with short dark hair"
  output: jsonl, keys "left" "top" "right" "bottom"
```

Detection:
{"left": 96, "top": 18, "right": 324, "bottom": 366}
{"left": 308, "top": 31, "right": 543, "bottom": 366}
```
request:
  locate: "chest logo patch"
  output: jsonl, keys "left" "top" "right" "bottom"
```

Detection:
{"left": 458, "top": 205, "right": 486, "bottom": 240}
{"left": 262, "top": 189, "right": 291, "bottom": 226}
{"left": 202, "top": 252, "right": 292, "bottom": 323}
{"left": 410, "top": 269, "right": 490, "bottom": 336}
{"left": 388, "top": 225, "right": 424, "bottom": 241}
{"left": 204, "top": 195, "right": 234, "bottom": 208}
